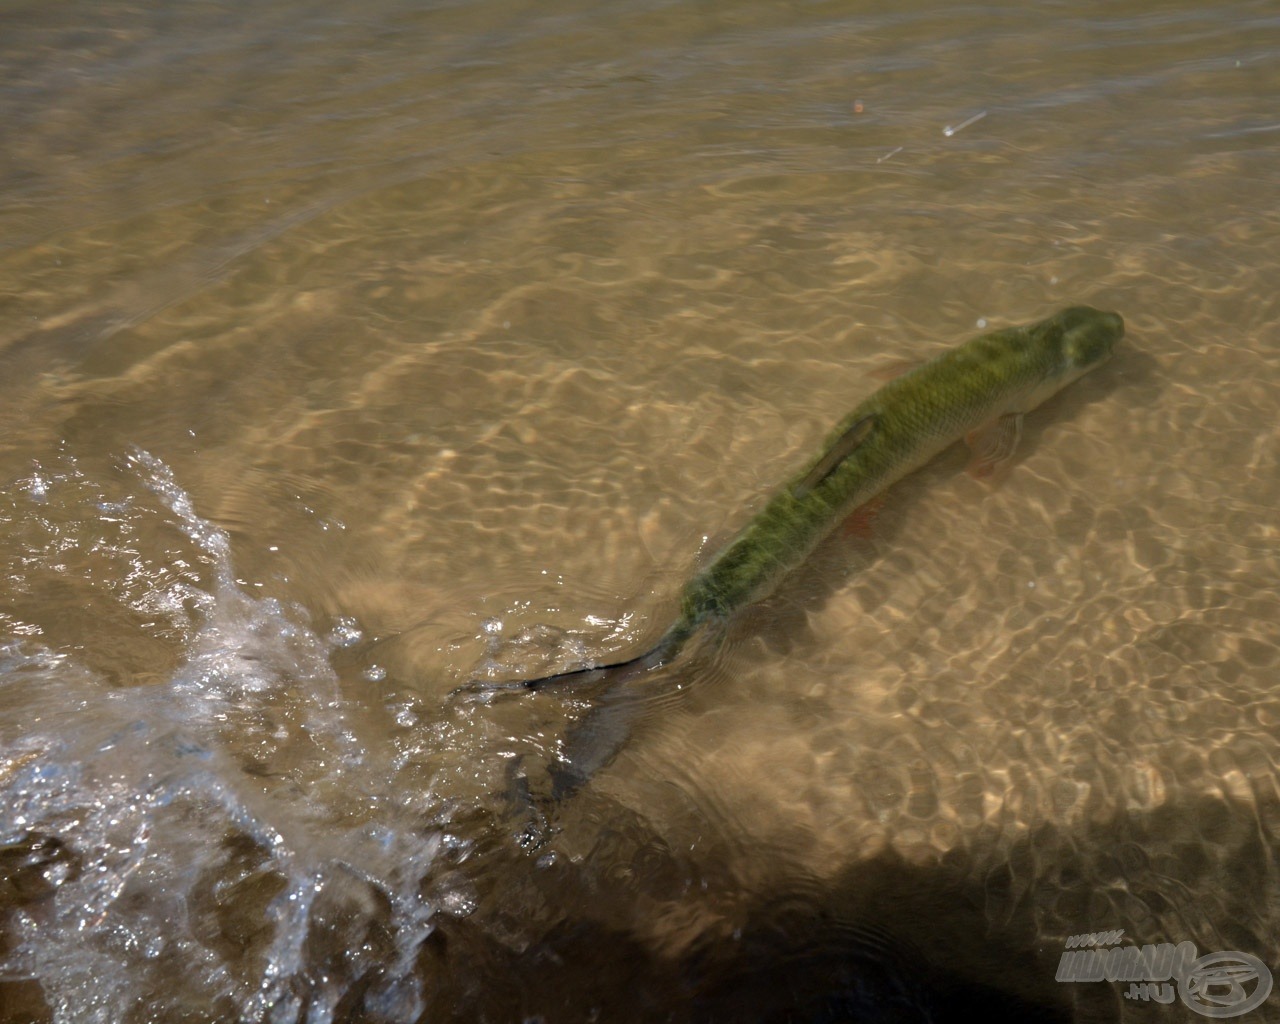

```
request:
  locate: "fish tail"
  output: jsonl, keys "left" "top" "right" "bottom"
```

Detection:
{"left": 548, "top": 685, "right": 649, "bottom": 801}
{"left": 457, "top": 618, "right": 709, "bottom": 847}
{"left": 546, "top": 618, "right": 718, "bottom": 802}
{"left": 524, "top": 641, "right": 668, "bottom": 693}
{"left": 454, "top": 618, "right": 697, "bottom": 699}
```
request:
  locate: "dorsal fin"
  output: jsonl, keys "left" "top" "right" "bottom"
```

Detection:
{"left": 792, "top": 414, "right": 876, "bottom": 499}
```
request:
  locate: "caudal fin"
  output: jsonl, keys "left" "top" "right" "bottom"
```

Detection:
{"left": 548, "top": 684, "right": 653, "bottom": 800}
{"left": 454, "top": 621, "right": 709, "bottom": 840}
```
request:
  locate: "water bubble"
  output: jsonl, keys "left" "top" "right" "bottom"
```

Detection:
{"left": 433, "top": 873, "right": 479, "bottom": 917}
{"left": 24, "top": 472, "right": 50, "bottom": 501}
{"left": 327, "top": 617, "right": 363, "bottom": 648}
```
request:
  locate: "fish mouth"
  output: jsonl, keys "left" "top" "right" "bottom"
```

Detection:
{"left": 1095, "top": 310, "right": 1124, "bottom": 364}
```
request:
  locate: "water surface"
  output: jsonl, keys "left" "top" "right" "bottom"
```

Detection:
{"left": 3, "top": 1, "right": 1280, "bottom": 1021}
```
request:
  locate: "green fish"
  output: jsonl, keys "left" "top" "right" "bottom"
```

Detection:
{"left": 474, "top": 305, "right": 1124, "bottom": 797}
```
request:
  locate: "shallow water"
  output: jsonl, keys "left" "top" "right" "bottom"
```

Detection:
{"left": 2, "top": 1, "right": 1280, "bottom": 1021}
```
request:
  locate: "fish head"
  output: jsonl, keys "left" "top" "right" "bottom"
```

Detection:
{"left": 1042, "top": 305, "right": 1125, "bottom": 385}
{"left": 1005, "top": 306, "right": 1123, "bottom": 414}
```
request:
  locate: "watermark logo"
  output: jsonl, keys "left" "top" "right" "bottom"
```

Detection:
{"left": 1055, "top": 930, "right": 1272, "bottom": 1018}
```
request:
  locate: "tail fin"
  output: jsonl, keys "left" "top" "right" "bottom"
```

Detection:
{"left": 548, "top": 684, "right": 652, "bottom": 800}
{"left": 540, "top": 620, "right": 717, "bottom": 801}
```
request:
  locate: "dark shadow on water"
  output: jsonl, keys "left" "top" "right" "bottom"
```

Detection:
{"left": 412, "top": 825, "right": 1075, "bottom": 1023}
{"left": 405, "top": 784, "right": 1276, "bottom": 1024}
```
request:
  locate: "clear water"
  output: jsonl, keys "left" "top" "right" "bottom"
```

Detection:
{"left": 2, "top": 1, "right": 1280, "bottom": 1021}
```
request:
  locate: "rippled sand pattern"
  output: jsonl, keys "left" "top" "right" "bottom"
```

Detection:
{"left": 3, "top": 0, "right": 1280, "bottom": 1020}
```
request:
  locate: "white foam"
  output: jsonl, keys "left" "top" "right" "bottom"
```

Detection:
{"left": 1, "top": 451, "right": 442, "bottom": 1023}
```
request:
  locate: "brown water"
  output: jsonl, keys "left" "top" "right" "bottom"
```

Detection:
{"left": 3, "top": 1, "right": 1280, "bottom": 1021}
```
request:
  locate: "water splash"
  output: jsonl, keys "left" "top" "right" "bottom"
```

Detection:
{"left": 0, "top": 451, "right": 445, "bottom": 1023}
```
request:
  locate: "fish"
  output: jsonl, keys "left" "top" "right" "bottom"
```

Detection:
{"left": 469, "top": 305, "right": 1124, "bottom": 799}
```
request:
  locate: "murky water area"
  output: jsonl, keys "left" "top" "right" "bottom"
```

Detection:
{"left": 2, "top": 1, "right": 1279, "bottom": 1021}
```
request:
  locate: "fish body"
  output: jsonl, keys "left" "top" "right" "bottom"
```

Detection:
{"left": 472, "top": 305, "right": 1124, "bottom": 800}
{"left": 671, "top": 304, "right": 1123, "bottom": 632}
{"left": 485, "top": 305, "right": 1122, "bottom": 693}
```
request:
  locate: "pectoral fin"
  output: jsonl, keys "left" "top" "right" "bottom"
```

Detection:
{"left": 794, "top": 415, "right": 876, "bottom": 499}
{"left": 842, "top": 494, "right": 886, "bottom": 539}
{"left": 965, "top": 413, "right": 1023, "bottom": 484}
